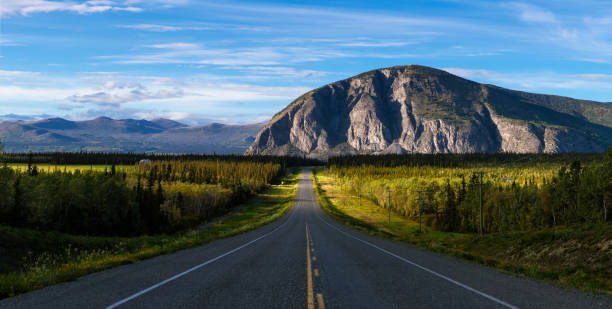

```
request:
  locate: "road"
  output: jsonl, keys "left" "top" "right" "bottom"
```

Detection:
{"left": 1, "top": 168, "right": 610, "bottom": 308}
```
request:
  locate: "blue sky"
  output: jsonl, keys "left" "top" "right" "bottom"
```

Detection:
{"left": 1, "top": 0, "right": 611, "bottom": 125}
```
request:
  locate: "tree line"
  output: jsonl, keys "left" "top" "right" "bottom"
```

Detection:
{"left": 0, "top": 159, "right": 283, "bottom": 236}
{"left": 328, "top": 152, "right": 604, "bottom": 168}
{"left": 3, "top": 151, "right": 323, "bottom": 166}
{"left": 328, "top": 148, "right": 611, "bottom": 233}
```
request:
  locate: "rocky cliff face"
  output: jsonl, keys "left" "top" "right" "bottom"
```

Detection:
{"left": 246, "top": 65, "right": 612, "bottom": 156}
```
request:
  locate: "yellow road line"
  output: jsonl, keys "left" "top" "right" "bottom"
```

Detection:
{"left": 306, "top": 223, "right": 314, "bottom": 309}
{"left": 317, "top": 293, "right": 325, "bottom": 309}
{"left": 314, "top": 269, "right": 319, "bottom": 276}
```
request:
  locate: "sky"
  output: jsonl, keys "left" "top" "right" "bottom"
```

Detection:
{"left": 1, "top": 0, "right": 611, "bottom": 125}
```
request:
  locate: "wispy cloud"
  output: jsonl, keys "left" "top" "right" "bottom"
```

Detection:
{"left": 220, "top": 66, "right": 327, "bottom": 78}
{"left": 504, "top": 2, "right": 558, "bottom": 24}
{"left": 206, "top": 2, "right": 467, "bottom": 30}
{"left": 444, "top": 67, "right": 612, "bottom": 97}
{"left": 501, "top": 2, "right": 612, "bottom": 58}
{"left": 0, "top": 37, "right": 21, "bottom": 46}
{"left": 116, "top": 22, "right": 273, "bottom": 32}
{"left": 337, "top": 41, "right": 414, "bottom": 48}
{"left": 0, "top": 0, "right": 143, "bottom": 17}
{"left": 0, "top": 85, "right": 76, "bottom": 102}
{"left": 116, "top": 24, "right": 187, "bottom": 32}
{"left": 443, "top": 68, "right": 506, "bottom": 80}
{"left": 100, "top": 44, "right": 300, "bottom": 65}
{"left": 146, "top": 42, "right": 201, "bottom": 49}
{"left": 0, "top": 70, "right": 40, "bottom": 78}
{"left": 571, "top": 73, "right": 612, "bottom": 81}
{"left": 99, "top": 40, "right": 431, "bottom": 66}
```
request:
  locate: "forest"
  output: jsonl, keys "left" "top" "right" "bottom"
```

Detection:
{"left": 325, "top": 150, "right": 611, "bottom": 234}
{"left": 0, "top": 151, "right": 313, "bottom": 236}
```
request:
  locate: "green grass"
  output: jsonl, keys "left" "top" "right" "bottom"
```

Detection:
{"left": 0, "top": 169, "right": 300, "bottom": 299}
{"left": 312, "top": 168, "right": 611, "bottom": 294}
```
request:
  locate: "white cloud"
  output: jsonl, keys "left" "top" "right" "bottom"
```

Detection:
{"left": 337, "top": 42, "right": 413, "bottom": 47}
{"left": 0, "top": 37, "right": 21, "bottom": 46}
{"left": 68, "top": 84, "right": 184, "bottom": 106}
{"left": 221, "top": 66, "right": 327, "bottom": 78}
{"left": 101, "top": 80, "right": 144, "bottom": 89}
{"left": 117, "top": 24, "right": 185, "bottom": 32}
{"left": 100, "top": 42, "right": 359, "bottom": 66}
{"left": 190, "top": 83, "right": 309, "bottom": 102}
{"left": 102, "top": 45, "right": 286, "bottom": 65}
{"left": 443, "top": 67, "right": 612, "bottom": 96}
{"left": 117, "top": 23, "right": 239, "bottom": 32}
{"left": 442, "top": 68, "right": 505, "bottom": 80}
{"left": 208, "top": 2, "right": 465, "bottom": 30}
{"left": 0, "top": 0, "right": 142, "bottom": 17}
{"left": 508, "top": 3, "right": 558, "bottom": 24}
{"left": 570, "top": 74, "right": 612, "bottom": 81}
{"left": 146, "top": 42, "right": 201, "bottom": 49}
{"left": 0, "top": 85, "right": 75, "bottom": 102}
{"left": 0, "top": 70, "right": 40, "bottom": 78}
{"left": 499, "top": 3, "right": 612, "bottom": 58}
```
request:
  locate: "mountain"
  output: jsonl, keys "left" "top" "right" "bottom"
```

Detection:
{"left": 245, "top": 65, "right": 612, "bottom": 156}
{"left": 146, "top": 123, "right": 266, "bottom": 154}
{"left": 0, "top": 117, "right": 263, "bottom": 154}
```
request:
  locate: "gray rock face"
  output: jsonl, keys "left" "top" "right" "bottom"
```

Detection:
{"left": 246, "top": 65, "right": 612, "bottom": 156}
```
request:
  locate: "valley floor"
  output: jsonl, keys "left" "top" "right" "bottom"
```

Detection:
{"left": 312, "top": 170, "right": 612, "bottom": 294}
{"left": 0, "top": 170, "right": 300, "bottom": 299}
{"left": 1, "top": 168, "right": 609, "bottom": 309}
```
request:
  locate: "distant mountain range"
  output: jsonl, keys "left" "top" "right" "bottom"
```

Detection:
{"left": 0, "top": 117, "right": 264, "bottom": 153}
{"left": 246, "top": 65, "right": 612, "bottom": 156}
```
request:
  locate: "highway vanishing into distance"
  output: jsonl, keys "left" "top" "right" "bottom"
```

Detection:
{"left": 1, "top": 168, "right": 610, "bottom": 308}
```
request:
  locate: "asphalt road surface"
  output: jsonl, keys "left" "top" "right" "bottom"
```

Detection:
{"left": 1, "top": 168, "right": 610, "bottom": 308}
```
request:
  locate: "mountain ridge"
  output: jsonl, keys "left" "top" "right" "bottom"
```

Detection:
{"left": 245, "top": 65, "right": 612, "bottom": 156}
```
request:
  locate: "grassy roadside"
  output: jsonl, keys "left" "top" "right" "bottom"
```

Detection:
{"left": 0, "top": 169, "right": 300, "bottom": 299}
{"left": 312, "top": 168, "right": 611, "bottom": 294}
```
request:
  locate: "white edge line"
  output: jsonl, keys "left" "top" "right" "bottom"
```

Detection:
{"left": 106, "top": 197, "right": 298, "bottom": 309}
{"left": 316, "top": 213, "right": 519, "bottom": 309}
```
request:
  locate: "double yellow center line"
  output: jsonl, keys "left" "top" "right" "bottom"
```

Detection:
{"left": 306, "top": 223, "right": 325, "bottom": 309}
